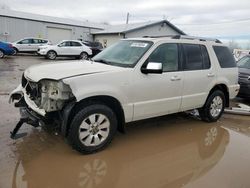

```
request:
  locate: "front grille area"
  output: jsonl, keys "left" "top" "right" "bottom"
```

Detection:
{"left": 21, "top": 74, "right": 27, "bottom": 87}
{"left": 21, "top": 74, "right": 40, "bottom": 100}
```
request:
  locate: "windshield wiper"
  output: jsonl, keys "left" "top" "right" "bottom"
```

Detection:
{"left": 94, "top": 59, "right": 111, "bottom": 65}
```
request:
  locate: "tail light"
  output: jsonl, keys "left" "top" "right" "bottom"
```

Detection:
{"left": 8, "top": 44, "right": 13, "bottom": 48}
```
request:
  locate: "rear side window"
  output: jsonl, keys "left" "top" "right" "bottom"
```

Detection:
{"left": 201, "top": 45, "right": 211, "bottom": 69}
{"left": 183, "top": 44, "right": 203, "bottom": 70}
{"left": 71, "top": 42, "right": 82, "bottom": 46}
{"left": 213, "top": 46, "right": 236, "bottom": 68}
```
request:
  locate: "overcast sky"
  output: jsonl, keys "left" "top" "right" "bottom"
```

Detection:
{"left": 1, "top": 0, "right": 250, "bottom": 44}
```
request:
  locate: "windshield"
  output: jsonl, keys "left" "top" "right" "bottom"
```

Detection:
{"left": 238, "top": 56, "right": 250, "bottom": 69}
{"left": 92, "top": 40, "right": 153, "bottom": 67}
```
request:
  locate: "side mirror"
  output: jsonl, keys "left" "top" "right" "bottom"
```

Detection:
{"left": 141, "top": 62, "right": 163, "bottom": 74}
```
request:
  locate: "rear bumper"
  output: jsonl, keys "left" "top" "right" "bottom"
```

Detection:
{"left": 228, "top": 84, "right": 240, "bottom": 99}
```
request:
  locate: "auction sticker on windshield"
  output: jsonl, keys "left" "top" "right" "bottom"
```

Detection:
{"left": 131, "top": 43, "right": 148, "bottom": 48}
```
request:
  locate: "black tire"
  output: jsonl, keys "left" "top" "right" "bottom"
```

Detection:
{"left": 46, "top": 50, "right": 57, "bottom": 60}
{"left": 0, "top": 49, "right": 5, "bottom": 58}
{"left": 79, "top": 52, "right": 88, "bottom": 60}
{"left": 13, "top": 48, "right": 18, "bottom": 55}
{"left": 68, "top": 103, "right": 117, "bottom": 154}
{"left": 199, "top": 90, "right": 225, "bottom": 122}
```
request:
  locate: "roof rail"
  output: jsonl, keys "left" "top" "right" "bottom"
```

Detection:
{"left": 143, "top": 35, "right": 178, "bottom": 38}
{"left": 142, "top": 35, "right": 222, "bottom": 43}
{"left": 173, "top": 35, "right": 222, "bottom": 43}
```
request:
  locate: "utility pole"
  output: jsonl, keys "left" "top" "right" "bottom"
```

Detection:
{"left": 126, "top": 12, "right": 130, "bottom": 24}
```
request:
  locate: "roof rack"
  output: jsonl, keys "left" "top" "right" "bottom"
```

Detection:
{"left": 142, "top": 35, "right": 222, "bottom": 43}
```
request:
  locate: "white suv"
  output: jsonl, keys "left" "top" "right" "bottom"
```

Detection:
{"left": 12, "top": 38, "right": 50, "bottom": 54}
{"left": 9, "top": 35, "right": 239, "bottom": 154}
{"left": 37, "top": 40, "right": 92, "bottom": 60}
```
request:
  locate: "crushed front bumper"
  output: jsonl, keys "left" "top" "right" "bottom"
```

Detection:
{"left": 9, "top": 85, "right": 50, "bottom": 138}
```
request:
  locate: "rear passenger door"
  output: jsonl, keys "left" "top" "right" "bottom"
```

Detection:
{"left": 70, "top": 41, "right": 82, "bottom": 55}
{"left": 31, "top": 39, "right": 42, "bottom": 51}
{"left": 180, "top": 44, "right": 216, "bottom": 111}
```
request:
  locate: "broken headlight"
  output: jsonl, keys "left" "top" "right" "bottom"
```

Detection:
{"left": 38, "top": 80, "right": 73, "bottom": 112}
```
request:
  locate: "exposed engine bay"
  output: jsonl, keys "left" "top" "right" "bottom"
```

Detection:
{"left": 9, "top": 74, "right": 75, "bottom": 139}
{"left": 21, "top": 75, "right": 74, "bottom": 113}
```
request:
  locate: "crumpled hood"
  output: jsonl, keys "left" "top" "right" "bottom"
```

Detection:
{"left": 24, "top": 60, "right": 124, "bottom": 82}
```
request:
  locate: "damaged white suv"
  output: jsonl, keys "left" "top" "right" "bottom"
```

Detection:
{"left": 9, "top": 35, "right": 239, "bottom": 154}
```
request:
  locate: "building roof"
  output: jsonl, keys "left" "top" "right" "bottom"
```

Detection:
{"left": 92, "top": 20, "right": 185, "bottom": 35}
{"left": 0, "top": 8, "right": 105, "bottom": 29}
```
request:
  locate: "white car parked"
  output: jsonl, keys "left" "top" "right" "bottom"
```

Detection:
{"left": 10, "top": 35, "right": 239, "bottom": 154}
{"left": 12, "top": 38, "right": 50, "bottom": 54}
{"left": 37, "top": 40, "right": 92, "bottom": 60}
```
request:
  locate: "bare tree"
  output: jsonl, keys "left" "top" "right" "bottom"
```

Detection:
{"left": 227, "top": 40, "right": 241, "bottom": 52}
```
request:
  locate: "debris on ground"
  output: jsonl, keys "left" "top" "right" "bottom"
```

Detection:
{"left": 225, "top": 103, "right": 250, "bottom": 116}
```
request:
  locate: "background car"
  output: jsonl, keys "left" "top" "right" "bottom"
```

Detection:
{"left": 0, "top": 41, "right": 15, "bottom": 58}
{"left": 37, "top": 40, "right": 92, "bottom": 60}
{"left": 237, "top": 55, "right": 250, "bottom": 99}
{"left": 82, "top": 41, "right": 103, "bottom": 56}
{"left": 12, "top": 38, "right": 51, "bottom": 54}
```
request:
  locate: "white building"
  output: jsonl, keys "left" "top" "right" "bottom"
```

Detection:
{"left": 92, "top": 20, "right": 185, "bottom": 47}
{"left": 0, "top": 8, "right": 185, "bottom": 46}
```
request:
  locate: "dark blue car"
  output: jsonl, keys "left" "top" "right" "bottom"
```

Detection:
{"left": 0, "top": 41, "right": 15, "bottom": 58}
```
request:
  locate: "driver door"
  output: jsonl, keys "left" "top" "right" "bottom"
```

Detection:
{"left": 132, "top": 43, "right": 183, "bottom": 121}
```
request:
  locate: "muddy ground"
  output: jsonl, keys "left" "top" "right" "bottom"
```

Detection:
{"left": 0, "top": 55, "right": 250, "bottom": 188}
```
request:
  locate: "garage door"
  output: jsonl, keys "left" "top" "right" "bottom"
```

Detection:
{"left": 47, "top": 27, "right": 72, "bottom": 44}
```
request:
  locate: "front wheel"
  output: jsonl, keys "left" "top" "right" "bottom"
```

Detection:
{"left": 68, "top": 103, "right": 117, "bottom": 154}
{"left": 46, "top": 50, "right": 57, "bottom": 60}
{"left": 199, "top": 90, "right": 225, "bottom": 122}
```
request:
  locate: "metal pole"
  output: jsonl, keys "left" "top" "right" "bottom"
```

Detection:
{"left": 126, "top": 12, "right": 130, "bottom": 24}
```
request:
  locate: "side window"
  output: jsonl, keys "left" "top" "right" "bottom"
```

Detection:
{"left": 71, "top": 42, "right": 82, "bottom": 47}
{"left": 33, "top": 39, "right": 39, "bottom": 44}
{"left": 213, "top": 46, "right": 236, "bottom": 68}
{"left": 183, "top": 44, "right": 203, "bottom": 70}
{"left": 59, "top": 41, "right": 70, "bottom": 47}
{"left": 148, "top": 43, "right": 178, "bottom": 72}
{"left": 18, "top": 39, "right": 32, "bottom": 44}
{"left": 201, "top": 45, "right": 211, "bottom": 69}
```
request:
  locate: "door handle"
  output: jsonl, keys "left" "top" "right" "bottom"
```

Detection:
{"left": 170, "top": 76, "right": 181, "bottom": 81}
{"left": 207, "top": 73, "right": 215, "bottom": 77}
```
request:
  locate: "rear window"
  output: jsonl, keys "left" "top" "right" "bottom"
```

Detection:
{"left": 213, "top": 46, "right": 236, "bottom": 68}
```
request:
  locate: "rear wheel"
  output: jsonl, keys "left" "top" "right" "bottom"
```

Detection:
{"left": 79, "top": 52, "right": 88, "bottom": 60}
{"left": 0, "top": 50, "right": 4, "bottom": 58}
{"left": 68, "top": 103, "right": 117, "bottom": 154}
{"left": 46, "top": 50, "right": 57, "bottom": 60}
{"left": 199, "top": 90, "right": 225, "bottom": 122}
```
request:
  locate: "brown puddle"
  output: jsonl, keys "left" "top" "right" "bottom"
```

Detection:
{"left": 1, "top": 95, "right": 250, "bottom": 188}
